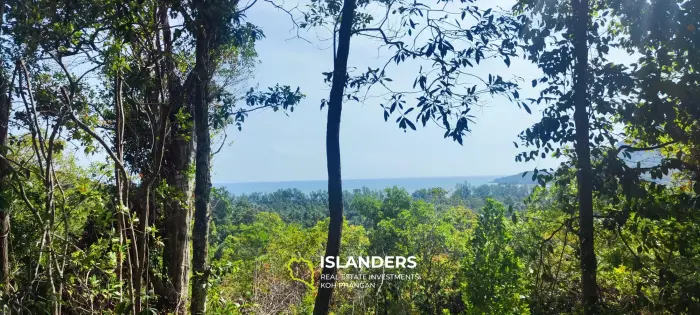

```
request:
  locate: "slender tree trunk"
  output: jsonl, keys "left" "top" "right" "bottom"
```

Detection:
{"left": 133, "top": 191, "right": 147, "bottom": 314}
{"left": 572, "top": 0, "right": 598, "bottom": 313}
{"left": 0, "top": 1, "right": 11, "bottom": 294}
{"left": 113, "top": 72, "right": 131, "bottom": 306}
{"left": 313, "top": 0, "right": 356, "bottom": 313}
{"left": 135, "top": 64, "right": 170, "bottom": 314}
{"left": 0, "top": 213, "right": 8, "bottom": 294}
{"left": 190, "top": 9, "right": 213, "bottom": 313}
{"left": 0, "top": 66, "right": 11, "bottom": 294}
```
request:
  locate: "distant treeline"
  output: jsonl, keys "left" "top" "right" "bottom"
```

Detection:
{"left": 212, "top": 183, "right": 534, "bottom": 227}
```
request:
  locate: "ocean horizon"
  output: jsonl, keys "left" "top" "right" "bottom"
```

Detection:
{"left": 216, "top": 175, "right": 504, "bottom": 195}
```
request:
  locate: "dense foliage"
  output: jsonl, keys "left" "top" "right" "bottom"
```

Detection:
{"left": 207, "top": 184, "right": 532, "bottom": 314}
{"left": 204, "top": 178, "right": 700, "bottom": 314}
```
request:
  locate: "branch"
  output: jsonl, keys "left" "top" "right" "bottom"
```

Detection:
{"left": 353, "top": 27, "right": 406, "bottom": 48}
{"left": 549, "top": 227, "right": 569, "bottom": 293}
{"left": 61, "top": 87, "right": 128, "bottom": 177}
{"left": 10, "top": 181, "right": 43, "bottom": 224}
{"left": 616, "top": 226, "right": 659, "bottom": 276}
{"left": 51, "top": 53, "right": 76, "bottom": 93}
{"left": 238, "top": 0, "right": 259, "bottom": 14}
{"left": 0, "top": 153, "right": 45, "bottom": 182}
{"left": 542, "top": 218, "right": 571, "bottom": 243}
{"left": 212, "top": 131, "right": 227, "bottom": 156}
{"left": 17, "top": 59, "right": 47, "bottom": 175}
{"left": 616, "top": 141, "right": 678, "bottom": 154}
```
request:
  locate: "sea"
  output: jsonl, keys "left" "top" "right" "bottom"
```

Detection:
{"left": 216, "top": 176, "right": 501, "bottom": 195}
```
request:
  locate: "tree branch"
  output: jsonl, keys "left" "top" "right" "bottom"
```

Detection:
{"left": 616, "top": 141, "right": 678, "bottom": 154}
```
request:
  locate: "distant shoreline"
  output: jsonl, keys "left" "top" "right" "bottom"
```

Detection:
{"left": 213, "top": 175, "right": 505, "bottom": 186}
{"left": 215, "top": 175, "right": 532, "bottom": 195}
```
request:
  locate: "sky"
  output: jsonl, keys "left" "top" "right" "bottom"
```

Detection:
{"left": 211, "top": 0, "right": 562, "bottom": 183}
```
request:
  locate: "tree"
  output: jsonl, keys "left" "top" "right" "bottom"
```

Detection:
{"left": 0, "top": 2, "right": 11, "bottom": 291}
{"left": 571, "top": 0, "right": 598, "bottom": 312}
{"left": 296, "top": 0, "right": 522, "bottom": 310}
{"left": 158, "top": 2, "right": 197, "bottom": 311}
{"left": 186, "top": 0, "right": 301, "bottom": 312}
{"left": 189, "top": 0, "right": 223, "bottom": 311}
{"left": 462, "top": 199, "right": 528, "bottom": 315}
{"left": 155, "top": 0, "right": 301, "bottom": 310}
{"left": 312, "top": 0, "right": 356, "bottom": 312}
{"left": 593, "top": 1, "right": 700, "bottom": 312}
{"left": 512, "top": 0, "right": 640, "bottom": 311}
{"left": 0, "top": 1, "right": 303, "bottom": 313}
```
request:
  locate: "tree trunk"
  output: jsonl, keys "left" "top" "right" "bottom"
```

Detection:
{"left": 0, "top": 1, "right": 11, "bottom": 294}
{"left": 132, "top": 47, "right": 170, "bottom": 313}
{"left": 190, "top": 9, "right": 213, "bottom": 314}
{"left": 159, "top": 3, "right": 194, "bottom": 312}
{"left": 572, "top": 0, "right": 598, "bottom": 313}
{"left": 313, "top": 0, "right": 355, "bottom": 313}
{"left": 0, "top": 212, "right": 8, "bottom": 294}
{"left": 0, "top": 97, "right": 10, "bottom": 293}
{"left": 162, "top": 115, "right": 194, "bottom": 314}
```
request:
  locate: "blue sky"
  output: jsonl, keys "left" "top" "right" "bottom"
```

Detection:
{"left": 211, "top": 0, "right": 560, "bottom": 183}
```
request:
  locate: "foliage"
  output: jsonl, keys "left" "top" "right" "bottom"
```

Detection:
{"left": 461, "top": 199, "right": 528, "bottom": 315}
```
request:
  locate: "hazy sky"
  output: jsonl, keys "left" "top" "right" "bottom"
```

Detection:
{"left": 211, "top": 0, "right": 561, "bottom": 183}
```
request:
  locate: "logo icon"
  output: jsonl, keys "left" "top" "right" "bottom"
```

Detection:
{"left": 286, "top": 257, "right": 315, "bottom": 290}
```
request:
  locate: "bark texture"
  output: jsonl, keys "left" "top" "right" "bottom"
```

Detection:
{"left": 0, "top": 1, "right": 11, "bottom": 294}
{"left": 190, "top": 4, "right": 213, "bottom": 312}
{"left": 312, "top": 0, "right": 356, "bottom": 313}
{"left": 572, "top": 0, "right": 598, "bottom": 313}
{"left": 162, "top": 137, "right": 193, "bottom": 314}
{"left": 0, "top": 66, "right": 11, "bottom": 293}
{"left": 160, "top": 4, "right": 195, "bottom": 312}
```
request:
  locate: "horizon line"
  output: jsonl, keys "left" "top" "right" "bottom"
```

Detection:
{"left": 213, "top": 174, "right": 511, "bottom": 185}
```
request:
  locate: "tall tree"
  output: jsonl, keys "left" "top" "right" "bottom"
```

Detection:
{"left": 571, "top": 0, "right": 598, "bottom": 312}
{"left": 0, "top": 56, "right": 10, "bottom": 297}
{"left": 158, "top": 2, "right": 195, "bottom": 312}
{"left": 0, "top": 0, "right": 11, "bottom": 294}
{"left": 189, "top": 0, "right": 241, "bottom": 312}
{"left": 294, "top": 0, "right": 521, "bottom": 312}
{"left": 513, "top": 0, "right": 642, "bottom": 311}
{"left": 312, "top": 0, "right": 356, "bottom": 312}
{"left": 0, "top": 0, "right": 302, "bottom": 312}
{"left": 190, "top": 1, "right": 214, "bottom": 312}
